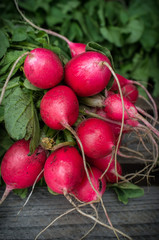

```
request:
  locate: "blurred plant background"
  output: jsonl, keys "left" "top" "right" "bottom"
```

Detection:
{"left": 0, "top": 0, "right": 159, "bottom": 97}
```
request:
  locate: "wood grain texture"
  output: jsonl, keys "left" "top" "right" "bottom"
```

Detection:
{"left": 0, "top": 186, "right": 159, "bottom": 240}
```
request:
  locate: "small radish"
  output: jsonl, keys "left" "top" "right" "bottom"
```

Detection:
{"left": 0, "top": 139, "right": 47, "bottom": 204}
{"left": 64, "top": 51, "right": 112, "bottom": 97}
{"left": 24, "top": 48, "right": 63, "bottom": 89}
{"left": 72, "top": 166, "right": 106, "bottom": 203}
{"left": 87, "top": 155, "right": 122, "bottom": 183}
{"left": 104, "top": 93, "right": 159, "bottom": 137}
{"left": 68, "top": 42, "right": 86, "bottom": 57}
{"left": 15, "top": 1, "right": 86, "bottom": 58}
{"left": 44, "top": 146, "right": 84, "bottom": 194}
{"left": 111, "top": 73, "right": 158, "bottom": 123}
{"left": 40, "top": 85, "right": 79, "bottom": 130}
{"left": 121, "top": 84, "right": 139, "bottom": 104}
{"left": 76, "top": 118, "right": 115, "bottom": 159}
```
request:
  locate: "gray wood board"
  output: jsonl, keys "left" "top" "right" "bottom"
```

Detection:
{"left": 0, "top": 186, "right": 159, "bottom": 240}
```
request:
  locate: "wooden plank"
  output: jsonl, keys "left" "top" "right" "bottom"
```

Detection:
{"left": 0, "top": 186, "right": 159, "bottom": 239}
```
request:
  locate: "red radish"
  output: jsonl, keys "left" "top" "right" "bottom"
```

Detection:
{"left": 68, "top": 42, "right": 86, "bottom": 57}
{"left": 87, "top": 155, "right": 122, "bottom": 183}
{"left": 40, "top": 85, "right": 79, "bottom": 130}
{"left": 64, "top": 51, "right": 112, "bottom": 97}
{"left": 14, "top": 1, "right": 86, "bottom": 58}
{"left": 96, "top": 107, "right": 129, "bottom": 138}
{"left": 0, "top": 139, "right": 47, "bottom": 204}
{"left": 110, "top": 73, "right": 158, "bottom": 123}
{"left": 76, "top": 118, "right": 115, "bottom": 159}
{"left": 121, "top": 84, "right": 139, "bottom": 104}
{"left": 24, "top": 48, "right": 63, "bottom": 89}
{"left": 104, "top": 93, "right": 138, "bottom": 123}
{"left": 104, "top": 93, "right": 159, "bottom": 137}
{"left": 72, "top": 166, "right": 106, "bottom": 202}
{"left": 111, "top": 73, "right": 129, "bottom": 91}
{"left": 44, "top": 146, "right": 84, "bottom": 194}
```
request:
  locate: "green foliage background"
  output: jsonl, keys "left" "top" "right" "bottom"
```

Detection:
{"left": 1, "top": 0, "right": 159, "bottom": 96}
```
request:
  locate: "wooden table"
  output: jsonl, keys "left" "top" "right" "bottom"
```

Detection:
{"left": 0, "top": 185, "right": 159, "bottom": 240}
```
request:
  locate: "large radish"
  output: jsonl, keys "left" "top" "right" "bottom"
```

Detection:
{"left": 64, "top": 51, "right": 112, "bottom": 97}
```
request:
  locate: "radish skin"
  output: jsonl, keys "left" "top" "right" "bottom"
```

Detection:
{"left": 24, "top": 48, "right": 63, "bottom": 89}
{"left": 71, "top": 166, "right": 106, "bottom": 203}
{"left": 65, "top": 51, "right": 112, "bottom": 97}
{"left": 44, "top": 146, "right": 84, "bottom": 194}
{"left": 76, "top": 118, "right": 115, "bottom": 159}
{"left": 0, "top": 139, "right": 47, "bottom": 204}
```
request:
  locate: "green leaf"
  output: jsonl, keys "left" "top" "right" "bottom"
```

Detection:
{"left": 109, "top": 182, "right": 144, "bottom": 204}
{"left": 86, "top": 41, "right": 114, "bottom": 67}
{"left": 47, "top": 186, "right": 59, "bottom": 195}
{"left": 4, "top": 87, "right": 32, "bottom": 140}
{"left": 0, "top": 30, "right": 10, "bottom": 58}
{"left": 28, "top": 100, "right": 40, "bottom": 154}
{"left": 0, "top": 128, "right": 14, "bottom": 158}
{"left": 123, "top": 19, "right": 144, "bottom": 44}
{"left": 23, "top": 79, "right": 42, "bottom": 91}
{"left": 100, "top": 26, "right": 123, "bottom": 47}
{"left": 13, "top": 188, "right": 28, "bottom": 199}
{"left": 0, "top": 50, "right": 27, "bottom": 82}
{"left": 12, "top": 26, "right": 28, "bottom": 42}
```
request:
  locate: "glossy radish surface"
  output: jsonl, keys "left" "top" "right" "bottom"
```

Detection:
{"left": 76, "top": 118, "right": 115, "bottom": 159}
{"left": 44, "top": 146, "right": 84, "bottom": 194}
{"left": 87, "top": 154, "right": 122, "bottom": 183}
{"left": 68, "top": 42, "right": 86, "bottom": 57}
{"left": 40, "top": 85, "right": 79, "bottom": 130}
{"left": 65, "top": 51, "right": 111, "bottom": 97}
{"left": 24, "top": 48, "right": 63, "bottom": 89}
{"left": 121, "top": 84, "right": 139, "bottom": 104}
{"left": 72, "top": 166, "right": 106, "bottom": 202}
{"left": 0, "top": 139, "right": 47, "bottom": 204}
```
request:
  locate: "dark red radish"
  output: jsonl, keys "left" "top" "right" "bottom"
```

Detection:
{"left": 24, "top": 48, "right": 63, "bottom": 89}
{"left": 87, "top": 154, "right": 122, "bottom": 183}
{"left": 72, "top": 166, "right": 106, "bottom": 203}
{"left": 111, "top": 73, "right": 129, "bottom": 91}
{"left": 121, "top": 84, "right": 139, "bottom": 104}
{"left": 44, "top": 146, "right": 84, "bottom": 194}
{"left": 76, "top": 118, "right": 115, "bottom": 159}
{"left": 40, "top": 85, "right": 79, "bottom": 130}
{"left": 0, "top": 139, "right": 47, "bottom": 204}
{"left": 64, "top": 51, "right": 112, "bottom": 97}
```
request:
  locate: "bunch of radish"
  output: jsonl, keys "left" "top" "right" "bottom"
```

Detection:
{"left": 1, "top": 44, "right": 158, "bottom": 205}
{"left": 0, "top": 1, "right": 158, "bottom": 238}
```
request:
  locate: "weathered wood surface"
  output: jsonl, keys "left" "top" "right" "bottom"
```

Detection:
{"left": 0, "top": 186, "right": 159, "bottom": 240}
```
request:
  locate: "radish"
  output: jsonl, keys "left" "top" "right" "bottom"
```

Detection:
{"left": 87, "top": 155, "right": 122, "bottom": 183}
{"left": 24, "top": 48, "right": 63, "bottom": 89}
{"left": 40, "top": 85, "right": 79, "bottom": 130}
{"left": 110, "top": 73, "right": 158, "bottom": 124}
{"left": 71, "top": 166, "right": 106, "bottom": 203}
{"left": 64, "top": 51, "right": 112, "bottom": 97}
{"left": 0, "top": 139, "right": 47, "bottom": 204}
{"left": 121, "top": 84, "right": 139, "bottom": 104}
{"left": 76, "top": 118, "right": 115, "bottom": 159}
{"left": 44, "top": 146, "right": 84, "bottom": 194}
{"left": 14, "top": 0, "right": 86, "bottom": 58}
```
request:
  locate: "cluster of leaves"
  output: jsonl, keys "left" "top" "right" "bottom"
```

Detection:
{"left": 1, "top": 0, "right": 158, "bottom": 96}
{"left": 0, "top": 0, "right": 152, "bottom": 202}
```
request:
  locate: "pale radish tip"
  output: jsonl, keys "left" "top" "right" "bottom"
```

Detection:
{"left": 0, "top": 185, "right": 13, "bottom": 205}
